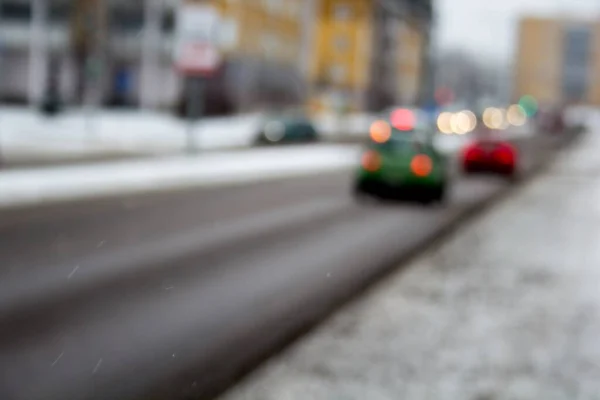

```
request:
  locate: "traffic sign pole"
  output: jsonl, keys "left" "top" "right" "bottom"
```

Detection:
{"left": 186, "top": 76, "right": 205, "bottom": 153}
{"left": 174, "top": 2, "right": 222, "bottom": 154}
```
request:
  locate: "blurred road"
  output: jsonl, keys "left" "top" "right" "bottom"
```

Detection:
{"left": 221, "top": 122, "right": 600, "bottom": 400}
{"left": 0, "top": 131, "right": 575, "bottom": 400}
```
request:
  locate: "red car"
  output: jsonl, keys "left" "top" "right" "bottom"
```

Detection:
{"left": 461, "top": 139, "right": 518, "bottom": 177}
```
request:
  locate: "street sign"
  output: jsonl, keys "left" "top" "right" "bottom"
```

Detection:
{"left": 174, "top": 3, "right": 222, "bottom": 76}
{"left": 176, "top": 42, "right": 221, "bottom": 76}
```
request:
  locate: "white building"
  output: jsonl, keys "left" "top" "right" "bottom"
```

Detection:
{"left": 0, "top": 0, "right": 198, "bottom": 109}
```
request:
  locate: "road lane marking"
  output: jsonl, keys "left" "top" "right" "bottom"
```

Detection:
{"left": 92, "top": 358, "right": 102, "bottom": 374}
{"left": 51, "top": 352, "right": 64, "bottom": 366}
{"left": 67, "top": 265, "right": 79, "bottom": 279}
{"left": 0, "top": 197, "right": 352, "bottom": 317}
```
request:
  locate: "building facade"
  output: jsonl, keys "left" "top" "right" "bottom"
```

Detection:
{"left": 514, "top": 17, "right": 600, "bottom": 106}
{"left": 0, "top": 0, "right": 433, "bottom": 114}
{"left": 308, "top": 0, "right": 433, "bottom": 113}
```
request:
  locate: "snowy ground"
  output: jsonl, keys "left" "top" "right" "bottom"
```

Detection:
{"left": 0, "top": 144, "right": 361, "bottom": 209}
{"left": 0, "top": 108, "right": 377, "bottom": 161}
{"left": 221, "top": 115, "right": 600, "bottom": 399}
{"left": 0, "top": 105, "right": 536, "bottom": 209}
{"left": 0, "top": 107, "right": 542, "bottom": 164}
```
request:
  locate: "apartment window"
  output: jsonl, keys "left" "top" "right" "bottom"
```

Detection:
{"left": 328, "top": 65, "right": 346, "bottom": 82}
{"left": 287, "top": 1, "right": 300, "bottom": 18}
{"left": 110, "top": 8, "right": 144, "bottom": 33}
{"left": 0, "top": 2, "right": 31, "bottom": 21}
{"left": 261, "top": 33, "right": 278, "bottom": 58}
{"left": 264, "top": 0, "right": 278, "bottom": 14}
{"left": 162, "top": 10, "right": 174, "bottom": 33}
{"left": 334, "top": 35, "right": 349, "bottom": 51}
{"left": 334, "top": 4, "right": 351, "bottom": 20}
{"left": 49, "top": 4, "right": 69, "bottom": 23}
{"left": 386, "top": 20, "right": 398, "bottom": 38}
{"left": 562, "top": 26, "right": 591, "bottom": 101}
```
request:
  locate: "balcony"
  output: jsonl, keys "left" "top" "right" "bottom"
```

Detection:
{"left": 405, "top": 0, "right": 433, "bottom": 23}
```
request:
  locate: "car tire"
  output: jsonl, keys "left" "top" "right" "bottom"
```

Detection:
{"left": 433, "top": 183, "right": 447, "bottom": 205}
{"left": 254, "top": 132, "right": 268, "bottom": 146}
{"left": 462, "top": 164, "right": 472, "bottom": 175}
{"left": 353, "top": 182, "right": 378, "bottom": 204}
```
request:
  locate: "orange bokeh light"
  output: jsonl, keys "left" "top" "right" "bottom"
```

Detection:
{"left": 370, "top": 120, "right": 391, "bottom": 143}
{"left": 361, "top": 151, "right": 381, "bottom": 172}
{"left": 410, "top": 154, "right": 432, "bottom": 176}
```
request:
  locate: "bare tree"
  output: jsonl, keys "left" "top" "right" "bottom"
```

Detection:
{"left": 433, "top": 49, "right": 504, "bottom": 106}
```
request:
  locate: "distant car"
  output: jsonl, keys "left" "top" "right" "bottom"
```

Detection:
{"left": 461, "top": 138, "right": 518, "bottom": 178}
{"left": 254, "top": 113, "right": 319, "bottom": 145}
{"left": 353, "top": 114, "right": 449, "bottom": 204}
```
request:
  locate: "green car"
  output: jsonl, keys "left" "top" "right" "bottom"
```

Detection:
{"left": 353, "top": 123, "right": 449, "bottom": 204}
{"left": 254, "top": 111, "right": 319, "bottom": 145}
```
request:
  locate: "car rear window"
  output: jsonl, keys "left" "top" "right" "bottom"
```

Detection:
{"left": 369, "top": 136, "right": 426, "bottom": 152}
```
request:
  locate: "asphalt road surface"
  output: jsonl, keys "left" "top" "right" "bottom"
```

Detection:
{"left": 0, "top": 133, "right": 572, "bottom": 400}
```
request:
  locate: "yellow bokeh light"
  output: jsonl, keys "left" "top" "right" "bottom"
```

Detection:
{"left": 449, "top": 111, "right": 474, "bottom": 134}
{"left": 457, "top": 112, "right": 471, "bottom": 134}
{"left": 461, "top": 110, "right": 477, "bottom": 132}
{"left": 496, "top": 108, "right": 508, "bottom": 129}
{"left": 437, "top": 112, "right": 453, "bottom": 134}
{"left": 482, "top": 107, "right": 494, "bottom": 127}
{"left": 483, "top": 107, "right": 504, "bottom": 129}
{"left": 449, "top": 112, "right": 465, "bottom": 134}
{"left": 507, "top": 104, "right": 527, "bottom": 126}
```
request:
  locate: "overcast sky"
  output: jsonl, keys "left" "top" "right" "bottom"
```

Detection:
{"left": 435, "top": 0, "right": 600, "bottom": 62}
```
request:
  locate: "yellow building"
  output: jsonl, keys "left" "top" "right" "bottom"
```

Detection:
{"left": 590, "top": 23, "right": 600, "bottom": 105}
{"left": 179, "top": 0, "right": 309, "bottom": 113}
{"left": 197, "top": 0, "right": 305, "bottom": 67}
{"left": 307, "top": 0, "right": 430, "bottom": 113}
{"left": 514, "top": 17, "right": 600, "bottom": 106}
{"left": 181, "top": 0, "right": 432, "bottom": 113}
{"left": 308, "top": 0, "right": 375, "bottom": 112}
{"left": 397, "top": 22, "right": 424, "bottom": 106}
{"left": 211, "top": 0, "right": 304, "bottom": 67}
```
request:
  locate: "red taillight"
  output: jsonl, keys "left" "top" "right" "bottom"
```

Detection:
{"left": 492, "top": 144, "right": 515, "bottom": 164}
{"left": 464, "top": 147, "right": 484, "bottom": 162}
{"left": 361, "top": 151, "right": 381, "bottom": 172}
{"left": 410, "top": 154, "right": 432, "bottom": 177}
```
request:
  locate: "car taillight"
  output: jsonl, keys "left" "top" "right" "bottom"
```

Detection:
{"left": 464, "top": 147, "right": 484, "bottom": 161}
{"left": 493, "top": 148, "right": 513, "bottom": 164}
{"left": 361, "top": 151, "right": 381, "bottom": 172}
{"left": 410, "top": 154, "right": 432, "bottom": 177}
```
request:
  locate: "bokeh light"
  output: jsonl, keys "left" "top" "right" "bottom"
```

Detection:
{"left": 518, "top": 95, "right": 538, "bottom": 117}
{"left": 390, "top": 108, "right": 415, "bottom": 131}
{"left": 410, "top": 154, "right": 433, "bottom": 177}
{"left": 264, "top": 121, "right": 286, "bottom": 141}
{"left": 450, "top": 111, "right": 473, "bottom": 134}
{"left": 434, "top": 87, "right": 454, "bottom": 106}
{"left": 437, "top": 112, "right": 453, "bottom": 134}
{"left": 370, "top": 120, "right": 391, "bottom": 143}
{"left": 461, "top": 110, "right": 477, "bottom": 132}
{"left": 497, "top": 108, "right": 509, "bottom": 129}
{"left": 483, "top": 107, "right": 504, "bottom": 129}
{"left": 507, "top": 104, "right": 527, "bottom": 126}
{"left": 361, "top": 151, "right": 381, "bottom": 172}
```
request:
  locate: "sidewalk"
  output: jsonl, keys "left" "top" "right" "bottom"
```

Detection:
{"left": 220, "top": 118, "right": 600, "bottom": 399}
